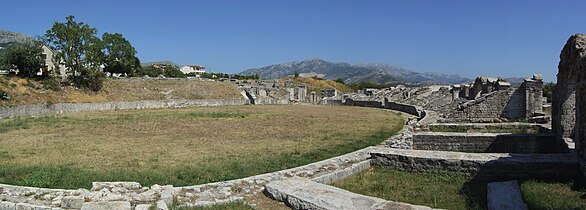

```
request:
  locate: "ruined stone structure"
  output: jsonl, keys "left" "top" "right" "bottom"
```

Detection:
{"left": 443, "top": 76, "right": 544, "bottom": 122}
{"left": 237, "top": 79, "right": 306, "bottom": 104}
{"left": 554, "top": 34, "right": 586, "bottom": 158}
{"left": 554, "top": 34, "right": 585, "bottom": 146}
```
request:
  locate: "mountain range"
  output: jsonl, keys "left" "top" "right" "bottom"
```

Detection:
{"left": 0, "top": 30, "right": 34, "bottom": 51}
{"left": 239, "top": 58, "right": 472, "bottom": 84}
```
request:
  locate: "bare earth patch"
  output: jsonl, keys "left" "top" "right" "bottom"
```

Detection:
{"left": 0, "top": 104, "right": 403, "bottom": 189}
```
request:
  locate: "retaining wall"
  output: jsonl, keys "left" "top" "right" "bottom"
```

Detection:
{"left": 412, "top": 132, "right": 568, "bottom": 153}
{"left": 0, "top": 98, "right": 251, "bottom": 119}
{"left": 344, "top": 98, "right": 382, "bottom": 108}
{"left": 370, "top": 148, "right": 580, "bottom": 181}
{"left": 383, "top": 98, "right": 424, "bottom": 119}
{"left": 254, "top": 98, "right": 290, "bottom": 105}
{"left": 428, "top": 123, "right": 549, "bottom": 134}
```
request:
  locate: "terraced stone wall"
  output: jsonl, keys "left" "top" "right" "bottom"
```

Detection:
{"left": 412, "top": 132, "right": 567, "bottom": 154}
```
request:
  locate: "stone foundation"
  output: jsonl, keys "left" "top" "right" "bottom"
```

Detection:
{"left": 370, "top": 148, "right": 580, "bottom": 181}
{"left": 412, "top": 132, "right": 567, "bottom": 153}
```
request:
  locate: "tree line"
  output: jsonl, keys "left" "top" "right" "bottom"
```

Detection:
{"left": 0, "top": 16, "right": 259, "bottom": 93}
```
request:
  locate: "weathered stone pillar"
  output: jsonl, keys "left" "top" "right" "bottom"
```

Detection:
{"left": 575, "top": 34, "right": 586, "bottom": 158}
{"left": 578, "top": 82, "right": 586, "bottom": 158}
{"left": 522, "top": 75, "right": 544, "bottom": 118}
{"left": 451, "top": 85, "right": 461, "bottom": 101}
{"left": 553, "top": 34, "right": 585, "bottom": 141}
{"left": 298, "top": 86, "right": 306, "bottom": 102}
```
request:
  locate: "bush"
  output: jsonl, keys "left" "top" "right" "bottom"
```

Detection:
{"left": 70, "top": 69, "right": 105, "bottom": 92}
{"left": 163, "top": 66, "right": 186, "bottom": 78}
{"left": 0, "top": 90, "right": 9, "bottom": 100}
{"left": 136, "top": 66, "right": 163, "bottom": 77}
{"left": 41, "top": 76, "right": 62, "bottom": 91}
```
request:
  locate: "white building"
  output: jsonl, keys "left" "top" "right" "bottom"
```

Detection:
{"left": 180, "top": 65, "right": 206, "bottom": 77}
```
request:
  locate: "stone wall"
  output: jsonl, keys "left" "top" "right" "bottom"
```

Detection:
{"left": 343, "top": 98, "right": 382, "bottom": 108}
{"left": 412, "top": 132, "right": 567, "bottom": 153}
{"left": 383, "top": 98, "right": 423, "bottom": 119}
{"left": 370, "top": 148, "right": 580, "bottom": 181}
{"left": 428, "top": 123, "right": 549, "bottom": 134}
{"left": 445, "top": 88, "right": 525, "bottom": 122}
{"left": 553, "top": 34, "right": 584, "bottom": 141}
{"left": 0, "top": 99, "right": 252, "bottom": 119}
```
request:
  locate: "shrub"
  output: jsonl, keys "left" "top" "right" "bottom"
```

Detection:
{"left": 163, "top": 66, "right": 186, "bottom": 78}
{"left": 41, "top": 76, "right": 62, "bottom": 91}
{"left": 70, "top": 69, "right": 105, "bottom": 92}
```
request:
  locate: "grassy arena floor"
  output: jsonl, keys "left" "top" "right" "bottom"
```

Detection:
{"left": 334, "top": 167, "right": 586, "bottom": 210}
{"left": 0, "top": 105, "right": 403, "bottom": 189}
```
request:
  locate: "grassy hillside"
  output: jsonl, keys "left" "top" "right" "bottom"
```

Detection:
{"left": 0, "top": 77, "right": 243, "bottom": 106}
{"left": 279, "top": 77, "right": 353, "bottom": 94}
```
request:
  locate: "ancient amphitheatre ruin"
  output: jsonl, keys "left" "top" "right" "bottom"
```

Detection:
{"left": 0, "top": 34, "right": 585, "bottom": 210}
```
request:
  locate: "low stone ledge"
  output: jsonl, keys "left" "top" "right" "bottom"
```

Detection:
{"left": 80, "top": 201, "right": 131, "bottom": 210}
{"left": 487, "top": 180, "right": 527, "bottom": 210}
{"left": 265, "top": 177, "right": 433, "bottom": 210}
{"left": 370, "top": 148, "right": 581, "bottom": 181}
{"left": 0, "top": 98, "right": 251, "bottom": 119}
{"left": 412, "top": 132, "right": 567, "bottom": 153}
{"left": 311, "top": 160, "right": 371, "bottom": 184}
{"left": 428, "top": 122, "right": 549, "bottom": 133}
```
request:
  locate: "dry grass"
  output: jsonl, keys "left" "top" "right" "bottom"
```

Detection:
{"left": 0, "top": 77, "right": 242, "bottom": 106}
{"left": 0, "top": 105, "right": 403, "bottom": 188}
{"left": 278, "top": 77, "right": 353, "bottom": 93}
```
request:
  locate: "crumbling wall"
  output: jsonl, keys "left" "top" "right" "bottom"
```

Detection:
{"left": 443, "top": 88, "right": 523, "bottom": 122}
{"left": 552, "top": 34, "right": 586, "bottom": 161}
{"left": 443, "top": 76, "right": 543, "bottom": 123}
{"left": 553, "top": 35, "right": 583, "bottom": 141}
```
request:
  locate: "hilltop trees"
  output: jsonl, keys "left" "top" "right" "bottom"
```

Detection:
{"left": 42, "top": 15, "right": 140, "bottom": 91}
{"left": 43, "top": 15, "right": 100, "bottom": 76}
{"left": 101, "top": 32, "right": 140, "bottom": 76}
{"left": 0, "top": 41, "right": 45, "bottom": 78}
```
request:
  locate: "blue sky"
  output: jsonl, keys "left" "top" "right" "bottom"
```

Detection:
{"left": 1, "top": 0, "right": 584, "bottom": 82}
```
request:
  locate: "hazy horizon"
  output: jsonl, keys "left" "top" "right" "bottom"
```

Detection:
{"left": 2, "top": 0, "right": 585, "bottom": 82}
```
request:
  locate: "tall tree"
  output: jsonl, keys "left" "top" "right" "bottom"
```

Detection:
{"left": 101, "top": 32, "right": 140, "bottom": 75}
{"left": 43, "top": 15, "right": 100, "bottom": 77}
{"left": 0, "top": 41, "right": 45, "bottom": 78}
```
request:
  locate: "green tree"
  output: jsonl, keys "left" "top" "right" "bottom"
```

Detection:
{"left": 163, "top": 66, "right": 186, "bottom": 78}
{"left": 101, "top": 32, "right": 140, "bottom": 76}
{"left": 0, "top": 41, "right": 45, "bottom": 78}
{"left": 137, "top": 66, "right": 163, "bottom": 77}
{"left": 43, "top": 15, "right": 104, "bottom": 91}
{"left": 43, "top": 15, "right": 101, "bottom": 76}
{"left": 543, "top": 82, "right": 555, "bottom": 102}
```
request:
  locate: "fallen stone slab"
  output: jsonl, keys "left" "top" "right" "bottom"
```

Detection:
{"left": 80, "top": 201, "right": 131, "bottom": 210}
{"left": 265, "top": 176, "right": 433, "bottom": 210}
{"left": 487, "top": 180, "right": 528, "bottom": 210}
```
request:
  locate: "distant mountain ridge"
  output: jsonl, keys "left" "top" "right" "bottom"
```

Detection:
{"left": 0, "top": 30, "right": 35, "bottom": 50}
{"left": 239, "top": 58, "right": 471, "bottom": 84}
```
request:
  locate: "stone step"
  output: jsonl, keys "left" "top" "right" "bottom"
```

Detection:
{"left": 265, "top": 176, "right": 434, "bottom": 210}
{"left": 487, "top": 180, "right": 528, "bottom": 210}
{"left": 370, "top": 147, "right": 581, "bottom": 180}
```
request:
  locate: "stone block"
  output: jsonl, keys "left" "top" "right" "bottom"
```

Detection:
{"left": 80, "top": 201, "right": 131, "bottom": 210}
{"left": 60, "top": 196, "right": 84, "bottom": 209}
{"left": 0, "top": 201, "right": 16, "bottom": 210}
{"left": 265, "top": 176, "right": 432, "bottom": 210}
{"left": 487, "top": 180, "right": 527, "bottom": 210}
